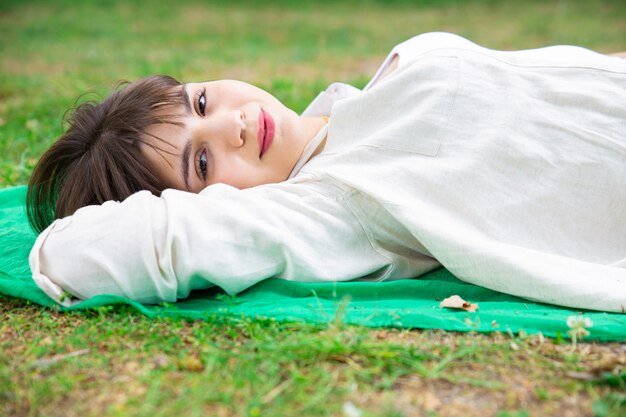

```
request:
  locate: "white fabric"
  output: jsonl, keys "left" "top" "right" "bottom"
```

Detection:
{"left": 287, "top": 82, "right": 361, "bottom": 179}
{"left": 300, "top": 82, "right": 362, "bottom": 117}
{"left": 30, "top": 33, "right": 626, "bottom": 312}
{"left": 287, "top": 124, "right": 328, "bottom": 180}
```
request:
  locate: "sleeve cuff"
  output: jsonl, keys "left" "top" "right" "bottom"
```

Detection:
{"left": 29, "top": 218, "right": 81, "bottom": 307}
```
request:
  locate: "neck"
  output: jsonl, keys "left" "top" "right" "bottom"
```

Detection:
{"left": 301, "top": 116, "right": 328, "bottom": 158}
{"left": 301, "top": 116, "right": 327, "bottom": 140}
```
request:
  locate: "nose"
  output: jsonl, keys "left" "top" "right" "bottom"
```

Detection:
{"left": 229, "top": 110, "right": 245, "bottom": 148}
{"left": 215, "top": 110, "right": 245, "bottom": 148}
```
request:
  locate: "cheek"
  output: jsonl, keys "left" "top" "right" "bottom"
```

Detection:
{"left": 211, "top": 159, "right": 261, "bottom": 189}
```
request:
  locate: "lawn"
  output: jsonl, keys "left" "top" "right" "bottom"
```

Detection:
{"left": 1, "top": 0, "right": 625, "bottom": 416}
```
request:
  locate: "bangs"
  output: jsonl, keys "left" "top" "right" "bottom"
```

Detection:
{"left": 27, "top": 75, "right": 187, "bottom": 233}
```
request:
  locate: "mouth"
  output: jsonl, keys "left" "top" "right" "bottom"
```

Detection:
{"left": 258, "top": 110, "right": 265, "bottom": 157}
{"left": 258, "top": 109, "right": 275, "bottom": 158}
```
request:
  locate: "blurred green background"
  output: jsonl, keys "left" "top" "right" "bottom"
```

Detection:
{"left": 1, "top": 0, "right": 625, "bottom": 187}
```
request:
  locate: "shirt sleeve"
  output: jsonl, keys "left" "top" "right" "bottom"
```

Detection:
{"left": 30, "top": 182, "right": 393, "bottom": 306}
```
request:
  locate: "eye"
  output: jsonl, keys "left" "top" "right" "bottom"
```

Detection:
{"left": 197, "top": 149, "right": 208, "bottom": 180}
{"left": 196, "top": 88, "right": 207, "bottom": 116}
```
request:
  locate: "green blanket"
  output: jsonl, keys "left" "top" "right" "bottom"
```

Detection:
{"left": 1, "top": 186, "right": 624, "bottom": 341}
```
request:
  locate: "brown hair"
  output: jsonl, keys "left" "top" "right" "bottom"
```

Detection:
{"left": 27, "top": 75, "right": 185, "bottom": 234}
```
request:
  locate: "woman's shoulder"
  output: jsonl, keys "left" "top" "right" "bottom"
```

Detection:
{"left": 391, "top": 33, "right": 626, "bottom": 71}
{"left": 392, "top": 32, "right": 477, "bottom": 56}
{"left": 301, "top": 33, "right": 479, "bottom": 113}
{"left": 364, "top": 32, "right": 475, "bottom": 90}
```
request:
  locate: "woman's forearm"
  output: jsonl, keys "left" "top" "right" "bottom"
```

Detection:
{"left": 30, "top": 184, "right": 407, "bottom": 306}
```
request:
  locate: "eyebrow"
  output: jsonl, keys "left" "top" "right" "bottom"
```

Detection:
{"left": 180, "top": 84, "right": 193, "bottom": 191}
{"left": 181, "top": 140, "right": 192, "bottom": 191}
{"left": 180, "top": 84, "right": 192, "bottom": 115}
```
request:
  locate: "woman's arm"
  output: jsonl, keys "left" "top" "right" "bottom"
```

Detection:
{"left": 608, "top": 51, "right": 626, "bottom": 58}
{"left": 30, "top": 183, "right": 395, "bottom": 305}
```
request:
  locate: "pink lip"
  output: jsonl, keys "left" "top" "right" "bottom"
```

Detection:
{"left": 258, "top": 109, "right": 275, "bottom": 158}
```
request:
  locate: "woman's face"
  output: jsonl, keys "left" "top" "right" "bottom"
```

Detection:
{"left": 143, "top": 80, "right": 322, "bottom": 193}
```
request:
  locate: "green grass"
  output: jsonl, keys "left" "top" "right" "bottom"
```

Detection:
{"left": 1, "top": 0, "right": 625, "bottom": 416}
{"left": 2, "top": 296, "right": 626, "bottom": 417}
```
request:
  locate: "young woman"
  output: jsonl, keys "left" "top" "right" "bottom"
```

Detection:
{"left": 27, "top": 33, "right": 626, "bottom": 312}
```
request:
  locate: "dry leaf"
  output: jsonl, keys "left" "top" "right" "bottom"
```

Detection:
{"left": 439, "top": 295, "right": 478, "bottom": 312}
{"left": 566, "top": 371, "right": 597, "bottom": 381}
{"left": 177, "top": 355, "right": 204, "bottom": 372}
{"left": 29, "top": 348, "right": 90, "bottom": 369}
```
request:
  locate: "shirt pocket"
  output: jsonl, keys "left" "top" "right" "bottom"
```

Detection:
{"left": 351, "top": 55, "right": 460, "bottom": 156}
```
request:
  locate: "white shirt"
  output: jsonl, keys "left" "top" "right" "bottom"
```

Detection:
{"left": 30, "top": 33, "right": 626, "bottom": 312}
